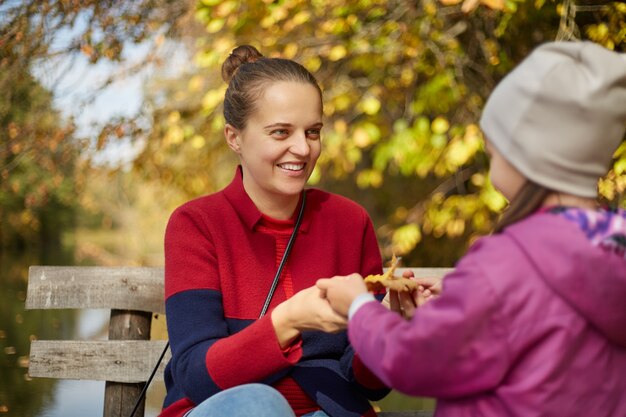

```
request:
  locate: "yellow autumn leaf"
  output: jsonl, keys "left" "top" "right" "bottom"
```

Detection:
{"left": 392, "top": 224, "right": 422, "bottom": 255}
{"left": 334, "top": 118, "right": 348, "bottom": 134}
{"left": 598, "top": 177, "right": 615, "bottom": 200}
{"left": 167, "top": 111, "right": 181, "bottom": 124}
{"left": 431, "top": 116, "right": 449, "bottom": 134}
{"left": 202, "top": 88, "right": 225, "bottom": 112}
{"left": 165, "top": 125, "right": 184, "bottom": 145}
{"left": 329, "top": 45, "right": 347, "bottom": 61}
{"left": 483, "top": 184, "right": 507, "bottom": 212}
{"left": 445, "top": 218, "right": 465, "bottom": 237}
{"left": 188, "top": 75, "right": 203, "bottom": 92}
{"left": 480, "top": 0, "right": 504, "bottom": 10}
{"left": 353, "top": 127, "right": 371, "bottom": 148}
{"left": 614, "top": 159, "right": 626, "bottom": 175}
{"left": 283, "top": 43, "right": 298, "bottom": 59}
{"left": 360, "top": 97, "right": 381, "bottom": 115}
{"left": 305, "top": 56, "right": 321, "bottom": 72}
{"left": 191, "top": 135, "right": 206, "bottom": 149}
{"left": 292, "top": 11, "right": 310, "bottom": 25}
{"left": 206, "top": 19, "right": 225, "bottom": 33}
{"left": 356, "top": 170, "right": 383, "bottom": 188}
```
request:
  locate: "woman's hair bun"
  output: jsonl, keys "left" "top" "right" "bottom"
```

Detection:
{"left": 221, "top": 45, "right": 264, "bottom": 82}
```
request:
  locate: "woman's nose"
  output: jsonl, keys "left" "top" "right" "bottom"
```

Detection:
{"left": 289, "top": 131, "right": 310, "bottom": 156}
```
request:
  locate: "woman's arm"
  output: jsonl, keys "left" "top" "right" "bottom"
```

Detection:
{"left": 164, "top": 207, "right": 301, "bottom": 404}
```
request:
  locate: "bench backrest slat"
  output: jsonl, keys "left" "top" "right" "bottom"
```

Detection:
{"left": 29, "top": 340, "right": 169, "bottom": 382}
{"left": 25, "top": 266, "right": 451, "bottom": 315}
{"left": 26, "top": 266, "right": 165, "bottom": 313}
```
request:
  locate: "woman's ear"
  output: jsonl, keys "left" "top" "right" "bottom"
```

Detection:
{"left": 224, "top": 124, "right": 241, "bottom": 153}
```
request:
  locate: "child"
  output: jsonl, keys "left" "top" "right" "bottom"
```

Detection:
{"left": 317, "top": 41, "right": 626, "bottom": 416}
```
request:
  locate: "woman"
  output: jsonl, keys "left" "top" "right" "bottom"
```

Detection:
{"left": 160, "top": 45, "right": 389, "bottom": 417}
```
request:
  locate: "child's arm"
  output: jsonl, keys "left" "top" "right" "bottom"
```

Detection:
{"left": 345, "top": 259, "right": 509, "bottom": 398}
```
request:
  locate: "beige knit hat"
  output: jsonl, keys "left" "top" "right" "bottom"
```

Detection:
{"left": 479, "top": 41, "right": 626, "bottom": 198}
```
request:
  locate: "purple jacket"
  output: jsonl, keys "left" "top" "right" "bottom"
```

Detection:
{"left": 349, "top": 208, "right": 626, "bottom": 416}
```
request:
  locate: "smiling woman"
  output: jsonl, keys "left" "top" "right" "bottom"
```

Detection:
{"left": 224, "top": 80, "right": 323, "bottom": 219}
{"left": 159, "top": 45, "right": 390, "bottom": 417}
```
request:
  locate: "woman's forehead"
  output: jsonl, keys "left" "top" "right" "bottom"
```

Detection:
{"left": 250, "top": 81, "right": 322, "bottom": 124}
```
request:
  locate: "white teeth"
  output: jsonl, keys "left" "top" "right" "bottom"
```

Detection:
{"left": 279, "top": 163, "right": 305, "bottom": 171}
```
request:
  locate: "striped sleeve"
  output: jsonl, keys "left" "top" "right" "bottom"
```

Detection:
{"left": 164, "top": 206, "right": 301, "bottom": 404}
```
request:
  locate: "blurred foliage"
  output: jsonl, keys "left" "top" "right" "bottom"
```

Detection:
{"left": 73, "top": 167, "right": 185, "bottom": 266}
{"left": 0, "top": 0, "right": 194, "bottom": 64}
{"left": 0, "top": 0, "right": 198, "bottom": 251}
{"left": 133, "top": 0, "right": 626, "bottom": 266}
{"left": 1, "top": 0, "right": 625, "bottom": 265}
{"left": 0, "top": 59, "right": 80, "bottom": 250}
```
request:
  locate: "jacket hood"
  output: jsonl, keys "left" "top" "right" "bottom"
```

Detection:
{"left": 505, "top": 210, "right": 626, "bottom": 347}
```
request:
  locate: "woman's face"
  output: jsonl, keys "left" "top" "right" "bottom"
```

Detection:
{"left": 485, "top": 139, "right": 526, "bottom": 201}
{"left": 225, "top": 81, "right": 322, "bottom": 212}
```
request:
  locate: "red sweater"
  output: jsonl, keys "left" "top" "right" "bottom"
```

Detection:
{"left": 161, "top": 166, "right": 389, "bottom": 417}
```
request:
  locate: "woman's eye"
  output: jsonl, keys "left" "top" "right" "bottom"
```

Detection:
{"left": 271, "top": 129, "right": 289, "bottom": 137}
{"left": 306, "top": 129, "right": 321, "bottom": 139}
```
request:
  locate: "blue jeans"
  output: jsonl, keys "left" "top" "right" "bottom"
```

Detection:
{"left": 185, "top": 384, "right": 296, "bottom": 417}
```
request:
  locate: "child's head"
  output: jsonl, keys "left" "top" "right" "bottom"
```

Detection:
{"left": 479, "top": 41, "right": 626, "bottom": 226}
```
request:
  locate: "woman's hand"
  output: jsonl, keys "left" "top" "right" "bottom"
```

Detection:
{"left": 271, "top": 286, "right": 347, "bottom": 348}
{"left": 316, "top": 273, "right": 368, "bottom": 317}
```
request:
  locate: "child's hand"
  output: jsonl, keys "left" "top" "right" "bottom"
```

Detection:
{"left": 316, "top": 273, "right": 367, "bottom": 317}
{"left": 383, "top": 289, "right": 417, "bottom": 319}
{"left": 382, "top": 269, "right": 417, "bottom": 318}
{"left": 413, "top": 276, "right": 442, "bottom": 307}
{"left": 382, "top": 270, "right": 442, "bottom": 318}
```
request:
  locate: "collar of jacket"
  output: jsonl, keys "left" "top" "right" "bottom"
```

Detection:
{"left": 223, "top": 165, "right": 311, "bottom": 234}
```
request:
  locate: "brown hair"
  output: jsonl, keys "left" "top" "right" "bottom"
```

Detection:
{"left": 221, "top": 45, "right": 323, "bottom": 129}
{"left": 493, "top": 181, "right": 553, "bottom": 233}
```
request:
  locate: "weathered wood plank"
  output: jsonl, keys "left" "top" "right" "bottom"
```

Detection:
{"left": 28, "top": 340, "right": 170, "bottom": 382}
{"left": 104, "top": 382, "right": 145, "bottom": 417}
{"left": 104, "top": 309, "right": 153, "bottom": 417}
{"left": 26, "top": 266, "right": 165, "bottom": 313}
{"left": 25, "top": 267, "right": 450, "bottom": 314}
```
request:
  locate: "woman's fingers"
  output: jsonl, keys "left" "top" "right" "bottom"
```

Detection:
{"left": 389, "top": 290, "right": 401, "bottom": 313}
{"left": 398, "top": 291, "right": 416, "bottom": 318}
{"left": 315, "top": 274, "right": 367, "bottom": 317}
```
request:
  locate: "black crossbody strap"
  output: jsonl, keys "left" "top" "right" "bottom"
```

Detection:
{"left": 259, "top": 191, "right": 307, "bottom": 318}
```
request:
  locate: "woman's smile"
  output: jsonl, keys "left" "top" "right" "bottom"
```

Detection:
{"left": 277, "top": 162, "right": 307, "bottom": 174}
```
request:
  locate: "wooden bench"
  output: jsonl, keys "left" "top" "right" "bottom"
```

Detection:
{"left": 25, "top": 266, "right": 450, "bottom": 417}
